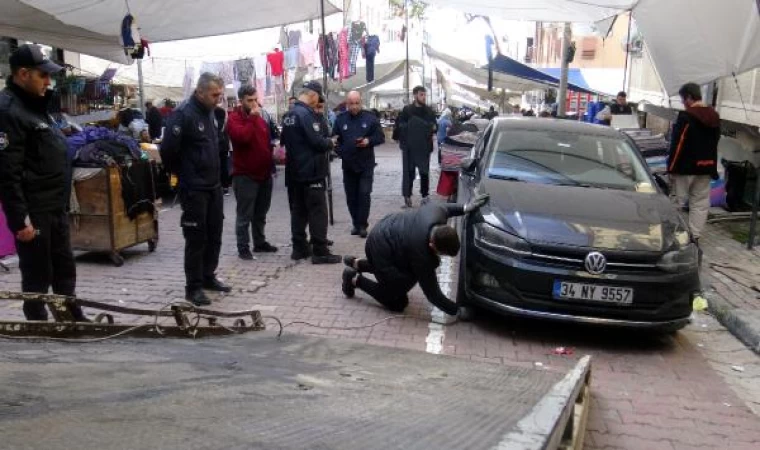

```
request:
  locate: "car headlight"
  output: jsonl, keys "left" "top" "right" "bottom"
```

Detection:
{"left": 473, "top": 223, "right": 531, "bottom": 256}
{"left": 657, "top": 243, "right": 698, "bottom": 273}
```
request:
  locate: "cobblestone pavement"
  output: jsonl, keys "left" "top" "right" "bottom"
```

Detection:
{"left": 1, "top": 144, "right": 759, "bottom": 449}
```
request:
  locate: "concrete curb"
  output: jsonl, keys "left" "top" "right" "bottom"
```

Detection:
{"left": 707, "top": 291, "right": 760, "bottom": 355}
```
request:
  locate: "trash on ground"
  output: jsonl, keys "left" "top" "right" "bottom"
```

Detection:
{"left": 692, "top": 295, "right": 708, "bottom": 311}
{"left": 731, "top": 365, "right": 745, "bottom": 372}
{"left": 550, "top": 347, "right": 575, "bottom": 356}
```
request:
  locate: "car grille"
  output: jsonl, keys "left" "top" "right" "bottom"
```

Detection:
{"left": 525, "top": 246, "right": 661, "bottom": 273}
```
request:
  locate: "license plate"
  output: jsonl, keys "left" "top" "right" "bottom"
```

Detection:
{"left": 552, "top": 281, "right": 633, "bottom": 305}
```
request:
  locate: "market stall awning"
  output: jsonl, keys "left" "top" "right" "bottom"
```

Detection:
{"left": 426, "top": 46, "right": 548, "bottom": 93}
{"left": 0, "top": 0, "right": 341, "bottom": 63}
{"left": 537, "top": 67, "right": 623, "bottom": 96}
{"left": 424, "top": 0, "right": 760, "bottom": 96}
{"left": 487, "top": 54, "right": 597, "bottom": 95}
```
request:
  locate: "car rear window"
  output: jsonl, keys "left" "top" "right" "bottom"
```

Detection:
{"left": 486, "top": 128, "right": 654, "bottom": 192}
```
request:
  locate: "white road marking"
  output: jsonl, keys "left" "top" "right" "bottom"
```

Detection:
{"left": 426, "top": 255, "right": 454, "bottom": 354}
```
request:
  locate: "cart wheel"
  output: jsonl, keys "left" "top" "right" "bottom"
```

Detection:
{"left": 109, "top": 253, "right": 125, "bottom": 267}
{"left": 148, "top": 238, "right": 158, "bottom": 252}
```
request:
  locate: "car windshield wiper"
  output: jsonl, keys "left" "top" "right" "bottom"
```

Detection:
{"left": 489, "top": 173, "right": 527, "bottom": 182}
{"left": 551, "top": 181, "right": 601, "bottom": 189}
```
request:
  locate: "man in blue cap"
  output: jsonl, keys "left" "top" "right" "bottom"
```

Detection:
{"left": 0, "top": 44, "right": 88, "bottom": 321}
{"left": 280, "top": 81, "right": 341, "bottom": 264}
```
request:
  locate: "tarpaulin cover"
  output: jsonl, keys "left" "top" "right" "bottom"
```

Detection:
{"left": 487, "top": 54, "right": 597, "bottom": 94}
{"left": 0, "top": 0, "right": 340, "bottom": 63}
{"left": 424, "top": 0, "right": 760, "bottom": 95}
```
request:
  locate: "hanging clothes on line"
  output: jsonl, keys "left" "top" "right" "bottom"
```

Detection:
{"left": 288, "top": 29, "right": 302, "bottom": 47}
{"left": 285, "top": 47, "right": 299, "bottom": 70}
{"left": 279, "top": 26, "right": 289, "bottom": 50}
{"left": 234, "top": 58, "right": 255, "bottom": 86}
{"left": 267, "top": 49, "right": 285, "bottom": 77}
{"left": 300, "top": 40, "right": 316, "bottom": 67}
{"left": 349, "top": 21, "right": 367, "bottom": 76}
{"left": 338, "top": 28, "right": 350, "bottom": 81}
{"left": 363, "top": 35, "right": 380, "bottom": 83}
{"left": 183, "top": 65, "right": 196, "bottom": 99}
{"left": 318, "top": 33, "right": 338, "bottom": 80}
{"left": 253, "top": 56, "right": 267, "bottom": 95}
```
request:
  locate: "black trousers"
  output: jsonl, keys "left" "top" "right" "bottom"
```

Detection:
{"left": 15, "top": 211, "right": 85, "bottom": 321}
{"left": 233, "top": 176, "right": 273, "bottom": 250}
{"left": 343, "top": 168, "right": 373, "bottom": 229}
{"left": 355, "top": 257, "right": 416, "bottom": 312}
{"left": 402, "top": 149, "right": 430, "bottom": 198}
{"left": 288, "top": 180, "right": 329, "bottom": 255}
{"left": 180, "top": 188, "right": 224, "bottom": 291}
{"left": 219, "top": 151, "right": 231, "bottom": 189}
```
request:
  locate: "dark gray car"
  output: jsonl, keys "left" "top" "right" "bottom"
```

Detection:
{"left": 457, "top": 117, "right": 700, "bottom": 331}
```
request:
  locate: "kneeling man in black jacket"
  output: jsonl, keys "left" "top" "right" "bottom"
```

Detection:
{"left": 341, "top": 194, "right": 488, "bottom": 318}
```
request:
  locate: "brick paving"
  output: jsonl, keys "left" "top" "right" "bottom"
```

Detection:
{"left": 1, "top": 143, "right": 760, "bottom": 449}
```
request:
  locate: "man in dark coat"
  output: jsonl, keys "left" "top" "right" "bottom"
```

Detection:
{"left": 161, "top": 73, "right": 232, "bottom": 305}
{"left": 145, "top": 100, "right": 164, "bottom": 140}
{"left": 394, "top": 86, "right": 437, "bottom": 208}
{"left": 0, "top": 44, "right": 88, "bottom": 321}
{"left": 214, "top": 106, "right": 232, "bottom": 195}
{"left": 280, "top": 81, "right": 340, "bottom": 264}
{"left": 341, "top": 194, "right": 489, "bottom": 317}
{"left": 667, "top": 82, "right": 721, "bottom": 245}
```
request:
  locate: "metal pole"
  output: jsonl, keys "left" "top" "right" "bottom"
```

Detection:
{"left": 748, "top": 167, "right": 760, "bottom": 250}
{"left": 622, "top": 11, "right": 633, "bottom": 92}
{"left": 405, "top": 0, "right": 410, "bottom": 104}
{"left": 137, "top": 58, "right": 145, "bottom": 116}
{"left": 320, "top": 0, "right": 334, "bottom": 225}
{"left": 557, "top": 22, "right": 571, "bottom": 117}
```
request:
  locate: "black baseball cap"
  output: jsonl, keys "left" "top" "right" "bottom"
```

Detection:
{"left": 9, "top": 44, "right": 63, "bottom": 74}
{"left": 303, "top": 81, "right": 325, "bottom": 102}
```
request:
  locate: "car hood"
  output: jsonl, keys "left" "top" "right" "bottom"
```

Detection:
{"left": 480, "top": 178, "right": 683, "bottom": 252}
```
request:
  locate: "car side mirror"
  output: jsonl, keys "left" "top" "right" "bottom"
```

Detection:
{"left": 461, "top": 157, "right": 477, "bottom": 173}
{"left": 653, "top": 171, "right": 670, "bottom": 195}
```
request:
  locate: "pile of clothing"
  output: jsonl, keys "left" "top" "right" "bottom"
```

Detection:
{"left": 67, "top": 126, "right": 144, "bottom": 167}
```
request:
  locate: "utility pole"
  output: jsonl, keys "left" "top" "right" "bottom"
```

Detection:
{"left": 557, "top": 22, "right": 572, "bottom": 117}
{"left": 405, "top": 0, "right": 410, "bottom": 104}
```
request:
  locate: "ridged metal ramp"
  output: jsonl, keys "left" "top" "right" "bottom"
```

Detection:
{"left": 0, "top": 333, "right": 591, "bottom": 449}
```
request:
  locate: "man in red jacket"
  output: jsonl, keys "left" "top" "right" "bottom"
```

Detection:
{"left": 227, "top": 85, "right": 278, "bottom": 260}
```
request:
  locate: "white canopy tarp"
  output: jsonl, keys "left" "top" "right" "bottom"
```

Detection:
{"left": 425, "top": 0, "right": 760, "bottom": 96}
{"left": 0, "top": 0, "right": 340, "bottom": 63}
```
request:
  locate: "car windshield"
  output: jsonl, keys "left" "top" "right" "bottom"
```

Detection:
{"left": 486, "top": 128, "right": 655, "bottom": 192}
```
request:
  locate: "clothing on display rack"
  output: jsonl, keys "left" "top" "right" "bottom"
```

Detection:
{"left": 234, "top": 58, "right": 255, "bottom": 85}
{"left": 350, "top": 21, "right": 367, "bottom": 43}
{"left": 280, "top": 26, "right": 289, "bottom": 50}
{"left": 285, "top": 47, "right": 300, "bottom": 70}
{"left": 363, "top": 35, "right": 380, "bottom": 82}
{"left": 183, "top": 65, "right": 196, "bottom": 99}
{"left": 349, "top": 21, "right": 367, "bottom": 75}
{"left": 267, "top": 49, "right": 285, "bottom": 77}
{"left": 318, "top": 33, "right": 338, "bottom": 80}
{"left": 338, "top": 28, "right": 350, "bottom": 80}
{"left": 300, "top": 40, "right": 316, "bottom": 66}
{"left": 288, "top": 29, "right": 302, "bottom": 47}
{"left": 200, "top": 61, "right": 235, "bottom": 86}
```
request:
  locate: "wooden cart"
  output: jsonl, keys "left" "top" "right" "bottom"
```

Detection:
{"left": 69, "top": 163, "right": 158, "bottom": 266}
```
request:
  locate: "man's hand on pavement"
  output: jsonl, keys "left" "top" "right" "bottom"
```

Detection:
{"left": 16, "top": 224, "right": 36, "bottom": 242}
{"left": 464, "top": 193, "right": 490, "bottom": 213}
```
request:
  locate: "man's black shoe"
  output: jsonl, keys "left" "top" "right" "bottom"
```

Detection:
{"left": 238, "top": 248, "right": 254, "bottom": 260}
{"left": 312, "top": 253, "right": 342, "bottom": 265}
{"left": 327, "top": 239, "right": 334, "bottom": 246}
{"left": 203, "top": 278, "right": 232, "bottom": 293}
{"left": 404, "top": 197, "right": 413, "bottom": 208}
{"left": 359, "top": 227, "right": 368, "bottom": 238}
{"left": 291, "top": 247, "right": 312, "bottom": 260}
{"left": 343, "top": 255, "right": 357, "bottom": 269}
{"left": 254, "top": 242, "right": 278, "bottom": 253}
{"left": 342, "top": 267, "right": 357, "bottom": 298}
{"left": 186, "top": 289, "right": 212, "bottom": 306}
{"left": 351, "top": 227, "right": 360, "bottom": 235}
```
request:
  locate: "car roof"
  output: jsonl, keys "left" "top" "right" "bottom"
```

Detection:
{"left": 491, "top": 116, "right": 624, "bottom": 138}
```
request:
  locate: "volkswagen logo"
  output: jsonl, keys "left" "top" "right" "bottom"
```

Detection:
{"left": 584, "top": 252, "right": 607, "bottom": 275}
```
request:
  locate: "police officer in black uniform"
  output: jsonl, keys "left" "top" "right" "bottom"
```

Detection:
{"left": 161, "top": 73, "right": 232, "bottom": 306}
{"left": 0, "top": 44, "right": 87, "bottom": 321}
{"left": 281, "top": 81, "right": 341, "bottom": 264}
{"left": 333, "top": 91, "right": 385, "bottom": 238}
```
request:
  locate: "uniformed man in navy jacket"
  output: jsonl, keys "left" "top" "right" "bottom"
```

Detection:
{"left": 332, "top": 91, "right": 385, "bottom": 238}
{"left": 161, "top": 73, "right": 232, "bottom": 305}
